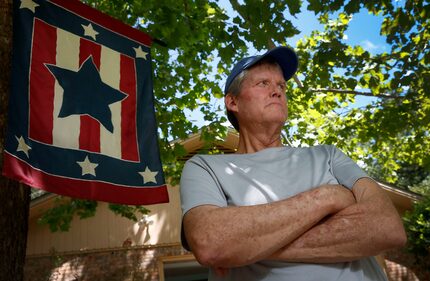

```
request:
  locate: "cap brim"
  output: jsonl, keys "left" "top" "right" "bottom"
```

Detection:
{"left": 247, "top": 46, "right": 298, "bottom": 82}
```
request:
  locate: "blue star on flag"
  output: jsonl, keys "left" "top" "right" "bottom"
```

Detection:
{"left": 45, "top": 56, "right": 127, "bottom": 133}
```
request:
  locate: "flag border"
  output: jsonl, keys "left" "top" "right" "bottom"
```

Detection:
{"left": 49, "top": 0, "right": 152, "bottom": 47}
{"left": 3, "top": 152, "right": 169, "bottom": 205}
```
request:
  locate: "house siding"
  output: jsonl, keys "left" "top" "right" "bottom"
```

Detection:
{"left": 27, "top": 185, "right": 182, "bottom": 255}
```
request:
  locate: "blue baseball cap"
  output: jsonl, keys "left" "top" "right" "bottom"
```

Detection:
{"left": 224, "top": 46, "right": 298, "bottom": 94}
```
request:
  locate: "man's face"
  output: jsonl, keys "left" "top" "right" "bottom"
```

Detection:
{"left": 230, "top": 63, "right": 288, "bottom": 130}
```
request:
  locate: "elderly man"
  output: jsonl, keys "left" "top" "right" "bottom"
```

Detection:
{"left": 180, "top": 46, "right": 406, "bottom": 281}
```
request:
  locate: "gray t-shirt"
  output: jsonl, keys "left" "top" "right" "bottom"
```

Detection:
{"left": 180, "top": 145, "right": 388, "bottom": 281}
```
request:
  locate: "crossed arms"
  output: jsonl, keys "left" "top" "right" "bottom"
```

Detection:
{"left": 182, "top": 177, "right": 406, "bottom": 269}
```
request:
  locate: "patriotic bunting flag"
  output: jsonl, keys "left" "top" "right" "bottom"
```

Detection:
{"left": 2, "top": 0, "right": 169, "bottom": 205}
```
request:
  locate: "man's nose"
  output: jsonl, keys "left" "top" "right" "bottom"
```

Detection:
{"left": 270, "top": 84, "right": 282, "bottom": 98}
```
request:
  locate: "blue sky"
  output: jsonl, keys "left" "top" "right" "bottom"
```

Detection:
{"left": 288, "top": 4, "right": 389, "bottom": 53}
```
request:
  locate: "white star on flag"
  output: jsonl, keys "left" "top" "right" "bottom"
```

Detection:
{"left": 77, "top": 156, "right": 98, "bottom": 176}
{"left": 20, "top": 0, "right": 39, "bottom": 13}
{"left": 16, "top": 136, "right": 31, "bottom": 157}
{"left": 139, "top": 167, "right": 158, "bottom": 184}
{"left": 133, "top": 46, "right": 148, "bottom": 60}
{"left": 81, "top": 23, "right": 99, "bottom": 40}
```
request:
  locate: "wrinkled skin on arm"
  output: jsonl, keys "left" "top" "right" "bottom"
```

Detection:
{"left": 183, "top": 184, "right": 356, "bottom": 268}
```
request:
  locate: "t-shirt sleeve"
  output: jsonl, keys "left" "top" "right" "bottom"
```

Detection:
{"left": 180, "top": 156, "right": 228, "bottom": 250}
{"left": 180, "top": 156, "right": 228, "bottom": 216}
{"left": 329, "top": 145, "right": 369, "bottom": 189}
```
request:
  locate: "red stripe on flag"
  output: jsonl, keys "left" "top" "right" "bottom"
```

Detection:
{"left": 78, "top": 38, "right": 101, "bottom": 153}
{"left": 29, "top": 19, "right": 57, "bottom": 144}
{"left": 120, "top": 55, "right": 139, "bottom": 161}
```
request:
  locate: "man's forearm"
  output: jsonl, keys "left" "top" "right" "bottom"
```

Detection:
{"left": 270, "top": 205, "right": 380, "bottom": 263}
{"left": 184, "top": 184, "right": 355, "bottom": 268}
{"left": 269, "top": 178, "right": 407, "bottom": 263}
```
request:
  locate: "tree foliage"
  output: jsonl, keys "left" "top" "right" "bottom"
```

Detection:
{"left": 403, "top": 196, "right": 430, "bottom": 265}
{"left": 290, "top": 0, "right": 430, "bottom": 183}
{"left": 37, "top": 0, "right": 429, "bottom": 229}
{"left": 82, "top": 0, "right": 429, "bottom": 183}
{"left": 38, "top": 197, "right": 150, "bottom": 232}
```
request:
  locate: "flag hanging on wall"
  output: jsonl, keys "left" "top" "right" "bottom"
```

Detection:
{"left": 2, "top": 0, "right": 169, "bottom": 205}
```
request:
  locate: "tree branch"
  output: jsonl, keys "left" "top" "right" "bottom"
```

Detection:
{"left": 310, "top": 88, "right": 401, "bottom": 99}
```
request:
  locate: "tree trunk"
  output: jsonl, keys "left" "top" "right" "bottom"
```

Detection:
{"left": 0, "top": 1, "right": 31, "bottom": 281}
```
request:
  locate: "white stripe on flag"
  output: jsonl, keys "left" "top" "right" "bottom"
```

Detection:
{"left": 99, "top": 46, "right": 122, "bottom": 159}
{"left": 52, "top": 28, "right": 80, "bottom": 149}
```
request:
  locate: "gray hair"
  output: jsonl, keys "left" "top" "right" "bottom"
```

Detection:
{"left": 225, "top": 70, "right": 247, "bottom": 131}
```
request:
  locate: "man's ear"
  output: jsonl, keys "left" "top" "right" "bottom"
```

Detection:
{"left": 225, "top": 94, "right": 238, "bottom": 113}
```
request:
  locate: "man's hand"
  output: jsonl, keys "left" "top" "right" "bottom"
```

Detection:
{"left": 269, "top": 178, "right": 407, "bottom": 263}
{"left": 319, "top": 184, "right": 356, "bottom": 211}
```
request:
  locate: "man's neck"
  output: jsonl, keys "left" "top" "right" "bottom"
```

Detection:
{"left": 236, "top": 125, "right": 284, "bottom": 154}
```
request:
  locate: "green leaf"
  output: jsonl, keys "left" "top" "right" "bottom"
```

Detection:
{"left": 285, "top": 0, "right": 302, "bottom": 15}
